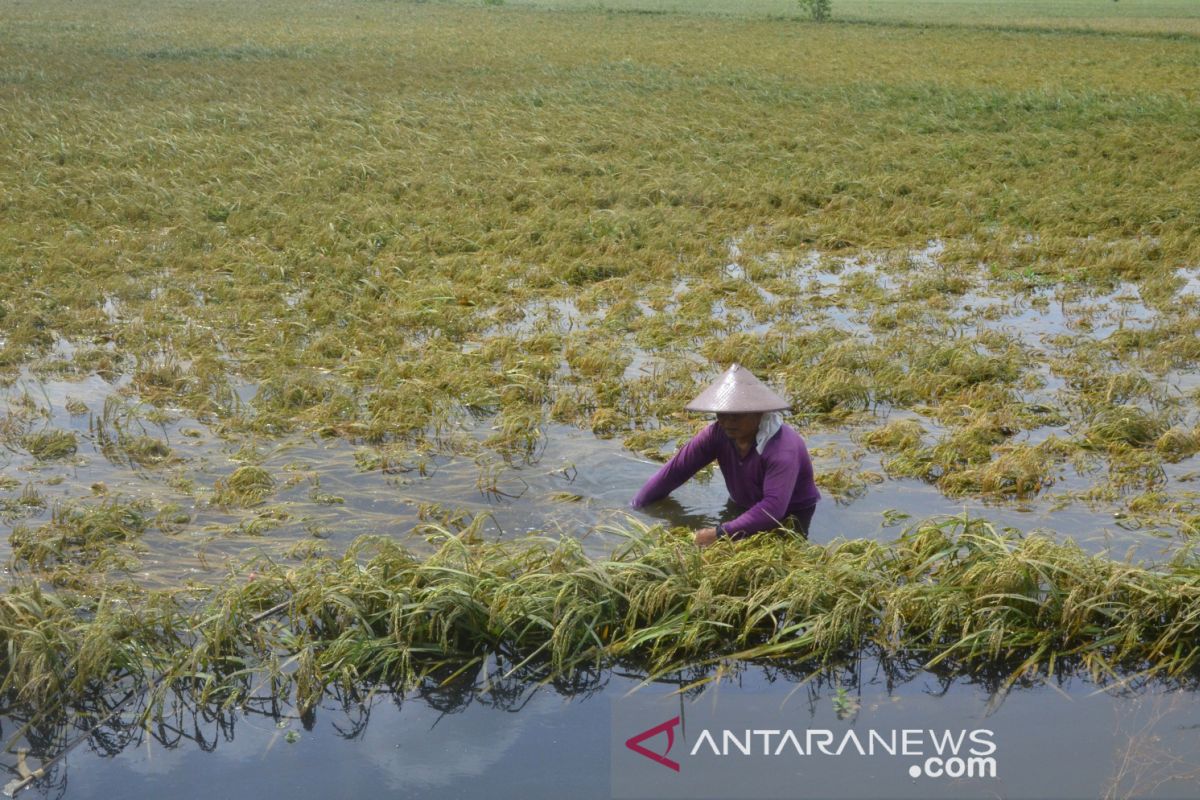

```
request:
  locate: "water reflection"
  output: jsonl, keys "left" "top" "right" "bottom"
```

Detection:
{"left": 5, "top": 651, "right": 1200, "bottom": 800}
{"left": 633, "top": 495, "right": 737, "bottom": 531}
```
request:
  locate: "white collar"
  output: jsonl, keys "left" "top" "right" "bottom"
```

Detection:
{"left": 756, "top": 412, "right": 783, "bottom": 454}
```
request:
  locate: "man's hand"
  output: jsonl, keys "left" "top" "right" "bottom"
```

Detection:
{"left": 693, "top": 527, "right": 719, "bottom": 547}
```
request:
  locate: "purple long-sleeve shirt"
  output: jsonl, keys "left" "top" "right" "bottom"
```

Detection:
{"left": 631, "top": 422, "right": 820, "bottom": 539}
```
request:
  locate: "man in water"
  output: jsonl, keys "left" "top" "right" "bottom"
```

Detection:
{"left": 630, "top": 364, "right": 820, "bottom": 546}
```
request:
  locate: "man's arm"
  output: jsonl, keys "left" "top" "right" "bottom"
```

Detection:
{"left": 631, "top": 424, "right": 719, "bottom": 508}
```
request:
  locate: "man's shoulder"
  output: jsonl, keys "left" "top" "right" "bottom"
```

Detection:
{"left": 765, "top": 423, "right": 806, "bottom": 454}
{"left": 684, "top": 421, "right": 724, "bottom": 454}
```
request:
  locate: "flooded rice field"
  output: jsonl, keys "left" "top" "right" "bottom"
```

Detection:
{"left": 6, "top": 0, "right": 1200, "bottom": 795}
{"left": 5, "top": 244, "right": 1200, "bottom": 797}
{"left": 4, "top": 244, "right": 1200, "bottom": 586}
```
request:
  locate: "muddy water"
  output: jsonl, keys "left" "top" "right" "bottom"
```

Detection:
{"left": 7, "top": 660, "right": 1199, "bottom": 800}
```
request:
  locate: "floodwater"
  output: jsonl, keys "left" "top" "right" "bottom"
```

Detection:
{"left": 5, "top": 245, "right": 1200, "bottom": 797}
{"left": 5, "top": 658, "right": 1200, "bottom": 799}
{"left": 0, "top": 382, "right": 1190, "bottom": 589}
{"left": 1, "top": 341, "right": 1194, "bottom": 590}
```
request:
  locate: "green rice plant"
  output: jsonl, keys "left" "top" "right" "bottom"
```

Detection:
{"left": 832, "top": 685, "right": 859, "bottom": 719}
{"left": 904, "top": 270, "right": 972, "bottom": 300}
{"left": 1155, "top": 427, "right": 1200, "bottom": 463}
{"left": 0, "top": 484, "right": 47, "bottom": 522}
{"left": 701, "top": 333, "right": 786, "bottom": 375}
{"left": 1084, "top": 405, "right": 1169, "bottom": 450}
{"left": 816, "top": 466, "right": 883, "bottom": 504}
{"left": 785, "top": 367, "right": 872, "bottom": 416}
{"left": 120, "top": 435, "right": 173, "bottom": 467}
{"left": 354, "top": 445, "right": 430, "bottom": 476}
{"left": 1066, "top": 371, "right": 1159, "bottom": 418}
{"left": 253, "top": 370, "right": 345, "bottom": 419}
{"left": 212, "top": 466, "right": 276, "bottom": 508}
{"left": 363, "top": 383, "right": 439, "bottom": 442}
{"left": 268, "top": 516, "right": 1200, "bottom": 685}
{"left": 63, "top": 397, "right": 89, "bottom": 415}
{"left": 0, "top": 413, "right": 28, "bottom": 450}
{"left": 417, "top": 502, "right": 475, "bottom": 533}
{"left": 902, "top": 341, "right": 1022, "bottom": 401}
{"left": 861, "top": 418, "right": 924, "bottom": 452}
{"left": 235, "top": 506, "right": 292, "bottom": 536}
{"left": 8, "top": 515, "right": 1200, "bottom": 719}
{"left": 1148, "top": 320, "right": 1200, "bottom": 371}
{"left": 310, "top": 489, "right": 345, "bottom": 505}
{"left": 1126, "top": 491, "right": 1171, "bottom": 516}
{"left": 70, "top": 348, "right": 123, "bottom": 382}
{"left": 939, "top": 438, "right": 1071, "bottom": 498}
{"left": 622, "top": 426, "right": 683, "bottom": 461}
{"left": 589, "top": 407, "right": 628, "bottom": 438}
{"left": 89, "top": 393, "right": 179, "bottom": 467}
{"left": 1107, "top": 448, "right": 1168, "bottom": 492}
{"left": 22, "top": 429, "right": 78, "bottom": 460}
{"left": 132, "top": 358, "right": 190, "bottom": 404}
{"left": 933, "top": 383, "right": 1025, "bottom": 419}
{"left": 565, "top": 337, "right": 630, "bottom": 382}
{"left": 9, "top": 499, "right": 148, "bottom": 570}
{"left": 0, "top": 585, "right": 89, "bottom": 705}
{"left": 880, "top": 447, "right": 934, "bottom": 481}
{"left": 929, "top": 415, "right": 1011, "bottom": 471}
{"left": 155, "top": 504, "right": 192, "bottom": 534}
{"left": 484, "top": 403, "right": 545, "bottom": 460}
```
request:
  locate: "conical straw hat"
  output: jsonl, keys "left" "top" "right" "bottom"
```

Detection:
{"left": 685, "top": 364, "right": 790, "bottom": 413}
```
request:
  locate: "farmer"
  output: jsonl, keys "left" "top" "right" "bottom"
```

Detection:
{"left": 631, "top": 364, "right": 820, "bottom": 547}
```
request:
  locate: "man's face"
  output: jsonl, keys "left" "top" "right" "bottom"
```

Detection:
{"left": 715, "top": 412, "right": 762, "bottom": 442}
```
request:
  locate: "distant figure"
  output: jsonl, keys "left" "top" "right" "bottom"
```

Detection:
{"left": 631, "top": 364, "right": 820, "bottom": 547}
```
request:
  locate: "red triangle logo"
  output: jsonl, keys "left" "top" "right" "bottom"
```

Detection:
{"left": 625, "top": 716, "right": 682, "bottom": 772}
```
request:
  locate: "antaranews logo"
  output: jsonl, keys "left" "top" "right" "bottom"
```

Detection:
{"left": 620, "top": 718, "right": 998, "bottom": 781}
{"left": 612, "top": 698, "right": 1004, "bottom": 799}
{"left": 624, "top": 716, "right": 682, "bottom": 772}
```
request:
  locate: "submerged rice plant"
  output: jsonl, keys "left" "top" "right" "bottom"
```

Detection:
{"left": 5, "top": 518, "right": 1200, "bottom": 716}
{"left": 939, "top": 438, "right": 1071, "bottom": 498}
{"left": 0, "top": 484, "right": 47, "bottom": 523}
{"left": 1085, "top": 405, "right": 1170, "bottom": 450}
{"left": 211, "top": 466, "right": 276, "bottom": 508}
{"left": 1156, "top": 427, "right": 1200, "bottom": 463}
{"left": 862, "top": 419, "right": 925, "bottom": 453}
{"left": 22, "top": 429, "right": 77, "bottom": 461}
{"left": 9, "top": 500, "right": 148, "bottom": 571}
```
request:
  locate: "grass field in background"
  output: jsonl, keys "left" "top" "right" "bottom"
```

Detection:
{"left": 473, "top": 0, "right": 1200, "bottom": 35}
